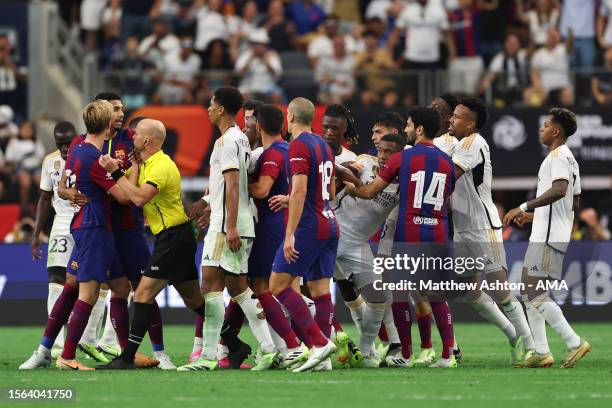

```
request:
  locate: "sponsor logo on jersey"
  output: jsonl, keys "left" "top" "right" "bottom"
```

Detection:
{"left": 412, "top": 216, "right": 439, "bottom": 226}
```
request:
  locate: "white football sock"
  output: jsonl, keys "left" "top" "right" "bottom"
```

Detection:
{"left": 99, "top": 298, "right": 119, "bottom": 346}
{"left": 500, "top": 295, "right": 535, "bottom": 351}
{"left": 268, "top": 323, "right": 288, "bottom": 354}
{"left": 81, "top": 288, "right": 107, "bottom": 345}
{"left": 383, "top": 305, "right": 400, "bottom": 344}
{"left": 471, "top": 292, "right": 516, "bottom": 341}
{"left": 524, "top": 294, "right": 549, "bottom": 354}
{"left": 360, "top": 302, "right": 386, "bottom": 357}
{"left": 346, "top": 295, "right": 366, "bottom": 333}
{"left": 534, "top": 293, "right": 581, "bottom": 350}
{"left": 192, "top": 336, "right": 203, "bottom": 353}
{"left": 202, "top": 292, "right": 224, "bottom": 360}
{"left": 302, "top": 294, "right": 316, "bottom": 317}
{"left": 48, "top": 283, "right": 65, "bottom": 349}
{"left": 234, "top": 288, "right": 275, "bottom": 354}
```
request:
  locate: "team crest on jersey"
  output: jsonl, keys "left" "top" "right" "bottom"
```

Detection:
{"left": 115, "top": 149, "right": 126, "bottom": 161}
{"left": 70, "top": 261, "right": 78, "bottom": 271}
{"left": 53, "top": 161, "right": 60, "bottom": 170}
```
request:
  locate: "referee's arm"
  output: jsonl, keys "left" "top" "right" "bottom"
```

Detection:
{"left": 99, "top": 155, "right": 157, "bottom": 206}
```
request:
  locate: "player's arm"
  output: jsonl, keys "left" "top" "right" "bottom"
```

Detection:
{"left": 573, "top": 194, "right": 580, "bottom": 211}
{"left": 249, "top": 175, "right": 275, "bottom": 199}
{"left": 98, "top": 155, "right": 157, "bottom": 206}
{"left": 335, "top": 163, "right": 362, "bottom": 187}
{"left": 284, "top": 174, "right": 307, "bottom": 263}
{"left": 223, "top": 169, "right": 242, "bottom": 252}
{"left": 345, "top": 176, "right": 388, "bottom": 199}
{"left": 31, "top": 189, "right": 52, "bottom": 260}
{"left": 503, "top": 179, "right": 568, "bottom": 226}
{"left": 58, "top": 170, "right": 89, "bottom": 206}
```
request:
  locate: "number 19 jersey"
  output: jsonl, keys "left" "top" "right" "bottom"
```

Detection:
{"left": 208, "top": 126, "right": 255, "bottom": 237}
{"left": 288, "top": 132, "right": 339, "bottom": 240}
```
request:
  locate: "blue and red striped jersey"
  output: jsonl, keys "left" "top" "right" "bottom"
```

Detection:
{"left": 449, "top": 9, "right": 480, "bottom": 57}
{"left": 254, "top": 139, "right": 289, "bottom": 228}
{"left": 69, "top": 142, "right": 116, "bottom": 232}
{"left": 288, "top": 132, "right": 339, "bottom": 240}
{"left": 379, "top": 141, "right": 455, "bottom": 243}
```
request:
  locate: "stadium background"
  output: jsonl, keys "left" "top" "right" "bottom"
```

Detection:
{"left": 0, "top": 0, "right": 610, "bottom": 325}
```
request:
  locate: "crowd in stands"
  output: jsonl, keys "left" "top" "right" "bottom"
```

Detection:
{"left": 47, "top": 0, "right": 612, "bottom": 109}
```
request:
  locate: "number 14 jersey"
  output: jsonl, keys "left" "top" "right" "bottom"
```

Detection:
{"left": 378, "top": 141, "right": 455, "bottom": 243}
{"left": 288, "top": 132, "right": 339, "bottom": 240}
{"left": 208, "top": 126, "right": 255, "bottom": 237}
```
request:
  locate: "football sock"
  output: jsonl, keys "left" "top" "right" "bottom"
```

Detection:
{"left": 416, "top": 312, "right": 433, "bottom": 349}
{"left": 81, "top": 288, "right": 107, "bottom": 345}
{"left": 202, "top": 292, "right": 224, "bottom": 360}
{"left": 278, "top": 287, "right": 328, "bottom": 347}
{"left": 120, "top": 302, "right": 152, "bottom": 363}
{"left": 47, "top": 283, "right": 66, "bottom": 350}
{"left": 194, "top": 314, "right": 204, "bottom": 338}
{"left": 391, "top": 302, "right": 412, "bottom": 358}
{"left": 430, "top": 301, "right": 455, "bottom": 359}
{"left": 524, "top": 294, "right": 549, "bottom": 354}
{"left": 291, "top": 319, "right": 313, "bottom": 347}
{"left": 234, "top": 288, "right": 275, "bottom": 353}
{"left": 258, "top": 291, "right": 300, "bottom": 349}
{"left": 534, "top": 293, "right": 581, "bottom": 350}
{"left": 332, "top": 315, "right": 343, "bottom": 334}
{"left": 499, "top": 295, "right": 535, "bottom": 351}
{"left": 148, "top": 300, "right": 164, "bottom": 352}
{"left": 346, "top": 295, "right": 366, "bottom": 333}
{"left": 110, "top": 297, "right": 129, "bottom": 350}
{"left": 360, "top": 302, "right": 386, "bottom": 357}
{"left": 313, "top": 293, "right": 334, "bottom": 339}
{"left": 383, "top": 305, "right": 400, "bottom": 344}
{"left": 378, "top": 323, "right": 389, "bottom": 343}
{"left": 301, "top": 294, "right": 316, "bottom": 317}
{"left": 100, "top": 299, "right": 119, "bottom": 346}
{"left": 41, "top": 283, "right": 77, "bottom": 350}
{"left": 61, "top": 300, "right": 93, "bottom": 360}
{"left": 471, "top": 292, "right": 516, "bottom": 341}
{"left": 225, "top": 299, "right": 245, "bottom": 336}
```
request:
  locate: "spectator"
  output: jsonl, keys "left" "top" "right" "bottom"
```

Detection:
{"left": 355, "top": 30, "right": 397, "bottom": 107}
{"left": 156, "top": 37, "right": 201, "bottom": 104}
{"left": 3, "top": 217, "right": 36, "bottom": 243}
{"left": 307, "top": 15, "right": 343, "bottom": 67}
{"left": 0, "top": 105, "right": 18, "bottom": 152}
{"left": 235, "top": 29, "right": 284, "bottom": 103}
{"left": 259, "top": 0, "right": 297, "bottom": 52}
{"left": 5, "top": 121, "right": 45, "bottom": 213}
{"left": 573, "top": 208, "right": 612, "bottom": 241}
{"left": 559, "top": 0, "right": 596, "bottom": 68}
{"left": 448, "top": 0, "right": 484, "bottom": 95}
{"left": 591, "top": 48, "right": 612, "bottom": 106}
{"left": 476, "top": 0, "right": 512, "bottom": 66}
{"left": 170, "top": 0, "right": 198, "bottom": 38}
{"left": 516, "top": 0, "right": 560, "bottom": 48}
{"left": 0, "top": 35, "right": 27, "bottom": 122}
{"left": 194, "top": 0, "right": 233, "bottom": 53}
{"left": 530, "top": 27, "right": 573, "bottom": 106}
{"left": 315, "top": 35, "right": 356, "bottom": 104}
{"left": 230, "top": 0, "right": 260, "bottom": 56}
{"left": 200, "top": 39, "right": 234, "bottom": 97}
{"left": 115, "top": 0, "right": 162, "bottom": 43}
{"left": 0, "top": 147, "right": 5, "bottom": 200}
{"left": 479, "top": 33, "right": 530, "bottom": 107}
{"left": 138, "top": 17, "right": 181, "bottom": 69}
{"left": 285, "top": 0, "right": 326, "bottom": 37}
{"left": 597, "top": 0, "right": 612, "bottom": 50}
{"left": 111, "top": 36, "right": 157, "bottom": 108}
{"left": 80, "top": 0, "right": 110, "bottom": 51}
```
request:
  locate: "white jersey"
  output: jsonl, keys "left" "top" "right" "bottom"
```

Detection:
{"left": 248, "top": 146, "right": 264, "bottom": 175}
{"left": 333, "top": 154, "right": 399, "bottom": 244}
{"left": 452, "top": 133, "right": 502, "bottom": 233}
{"left": 208, "top": 126, "right": 255, "bottom": 237}
{"left": 433, "top": 132, "right": 459, "bottom": 157}
{"left": 331, "top": 146, "right": 358, "bottom": 208}
{"left": 530, "top": 144, "right": 580, "bottom": 252}
{"left": 39, "top": 151, "right": 77, "bottom": 234}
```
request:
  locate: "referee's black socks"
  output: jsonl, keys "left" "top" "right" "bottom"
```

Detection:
{"left": 121, "top": 302, "right": 152, "bottom": 363}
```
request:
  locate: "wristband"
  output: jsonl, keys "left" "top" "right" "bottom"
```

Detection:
{"left": 519, "top": 202, "right": 529, "bottom": 212}
{"left": 111, "top": 168, "right": 125, "bottom": 181}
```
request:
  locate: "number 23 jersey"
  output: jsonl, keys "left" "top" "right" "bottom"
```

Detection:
{"left": 208, "top": 126, "right": 255, "bottom": 237}
{"left": 288, "top": 132, "right": 339, "bottom": 240}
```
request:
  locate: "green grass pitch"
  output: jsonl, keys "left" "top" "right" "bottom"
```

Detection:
{"left": 1, "top": 323, "right": 610, "bottom": 408}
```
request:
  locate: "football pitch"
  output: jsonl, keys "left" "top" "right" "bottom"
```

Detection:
{"left": 1, "top": 323, "right": 610, "bottom": 408}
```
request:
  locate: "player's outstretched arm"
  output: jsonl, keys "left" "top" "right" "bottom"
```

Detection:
{"left": 345, "top": 176, "right": 389, "bottom": 200}
{"left": 249, "top": 175, "right": 275, "bottom": 199}
{"left": 99, "top": 155, "right": 157, "bottom": 206}
{"left": 335, "top": 164, "right": 362, "bottom": 188}
{"left": 504, "top": 179, "right": 568, "bottom": 226}
{"left": 31, "top": 190, "right": 52, "bottom": 260}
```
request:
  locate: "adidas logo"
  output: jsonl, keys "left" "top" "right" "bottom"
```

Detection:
{"left": 203, "top": 255, "right": 210, "bottom": 260}
{"left": 530, "top": 265, "right": 539, "bottom": 272}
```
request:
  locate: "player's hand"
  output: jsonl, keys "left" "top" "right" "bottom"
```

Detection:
{"left": 269, "top": 195, "right": 289, "bottom": 212}
{"left": 343, "top": 181, "right": 357, "bottom": 196}
{"left": 283, "top": 234, "right": 299, "bottom": 263}
{"left": 503, "top": 207, "right": 524, "bottom": 226}
{"left": 99, "top": 154, "right": 120, "bottom": 172}
{"left": 128, "top": 149, "right": 142, "bottom": 166}
{"left": 515, "top": 211, "right": 534, "bottom": 227}
{"left": 189, "top": 200, "right": 211, "bottom": 229}
{"left": 226, "top": 227, "right": 242, "bottom": 253}
{"left": 31, "top": 235, "right": 42, "bottom": 260}
{"left": 67, "top": 188, "right": 89, "bottom": 206}
{"left": 342, "top": 160, "right": 364, "bottom": 175}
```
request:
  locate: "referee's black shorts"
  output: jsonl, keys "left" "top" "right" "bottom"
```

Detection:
{"left": 145, "top": 222, "right": 198, "bottom": 285}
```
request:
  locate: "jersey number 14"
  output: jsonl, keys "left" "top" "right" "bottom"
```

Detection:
{"left": 410, "top": 171, "right": 447, "bottom": 211}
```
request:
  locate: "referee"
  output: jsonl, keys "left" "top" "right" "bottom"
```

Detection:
{"left": 97, "top": 118, "right": 204, "bottom": 370}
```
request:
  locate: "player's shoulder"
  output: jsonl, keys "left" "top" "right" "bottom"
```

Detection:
{"left": 457, "top": 133, "right": 485, "bottom": 150}
{"left": 341, "top": 146, "right": 357, "bottom": 159}
{"left": 220, "top": 126, "right": 248, "bottom": 146}
{"left": 355, "top": 153, "right": 377, "bottom": 164}
{"left": 42, "top": 150, "right": 61, "bottom": 166}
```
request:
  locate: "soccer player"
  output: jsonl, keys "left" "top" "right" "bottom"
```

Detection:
{"left": 247, "top": 104, "right": 309, "bottom": 365}
{"left": 268, "top": 97, "right": 338, "bottom": 372}
{"left": 448, "top": 97, "right": 534, "bottom": 365}
{"left": 370, "top": 112, "right": 406, "bottom": 154}
{"left": 181, "top": 87, "right": 278, "bottom": 372}
{"left": 430, "top": 93, "right": 460, "bottom": 156}
{"left": 346, "top": 107, "right": 457, "bottom": 368}
{"left": 504, "top": 108, "right": 590, "bottom": 368}
{"left": 97, "top": 118, "right": 205, "bottom": 370}
{"left": 243, "top": 99, "right": 264, "bottom": 152}
{"left": 332, "top": 133, "right": 406, "bottom": 367}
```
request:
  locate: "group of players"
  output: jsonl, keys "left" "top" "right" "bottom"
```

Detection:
{"left": 19, "top": 85, "right": 590, "bottom": 372}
